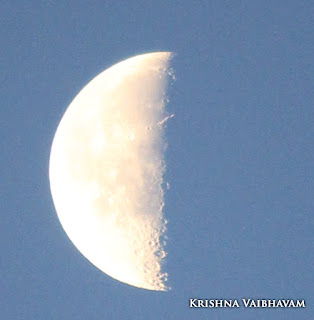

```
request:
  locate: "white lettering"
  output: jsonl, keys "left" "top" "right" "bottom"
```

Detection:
{"left": 250, "top": 300, "right": 257, "bottom": 308}
{"left": 296, "top": 300, "right": 306, "bottom": 308}
{"left": 189, "top": 299, "right": 197, "bottom": 308}
{"left": 232, "top": 300, "right": 240, "bottom": 308}
{"left": 199, "top": 300, "right": 206, "bottom": 308}
{"left": 216, "top": 300, "right": 223, "bottom": 307}
{"left": 224, "top": 300, "right": 232, "bottom": 307}
{"left": 242, "top": 299, "right": 251, "bottom": 307}
{"left": 288, "top": 300, "right": 295, "bottom": 308}
{"left": 282, "top": 300, "right": 289, "bottom": 307}
{"left": 190, "top": 298, "right": 305, "bottom": 308}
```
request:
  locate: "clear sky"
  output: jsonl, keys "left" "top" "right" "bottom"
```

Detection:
{"left": 1, "top": 1, "right": 313, "bottom": 319}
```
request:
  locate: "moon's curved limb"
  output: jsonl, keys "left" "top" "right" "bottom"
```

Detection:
{"left": 49, "top": 52, "right": 173, "bottom": 291}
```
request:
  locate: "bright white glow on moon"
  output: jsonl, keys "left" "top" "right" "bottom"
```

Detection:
{"left": 49, "top": 52, "right": 174, "bottom": 291}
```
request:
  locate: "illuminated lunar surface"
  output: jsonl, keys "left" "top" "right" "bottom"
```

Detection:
{"left": 49, "top": 52, "right": 174, "bottom": 291}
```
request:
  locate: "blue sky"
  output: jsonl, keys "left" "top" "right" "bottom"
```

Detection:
{"left": 1, "top": 1, "right": 313, "bottom": 319}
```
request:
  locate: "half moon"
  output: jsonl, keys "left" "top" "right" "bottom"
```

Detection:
{"left": 49, "top": 52, "right": 173, "bottom": 291}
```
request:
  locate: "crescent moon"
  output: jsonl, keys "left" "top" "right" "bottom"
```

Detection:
{"left": 49, "top": 52, "right": 173, "bottom": 291}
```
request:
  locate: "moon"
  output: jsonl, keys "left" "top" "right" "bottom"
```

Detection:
{"left": 49, "top": 52, "right": 174, "bottom": 291}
